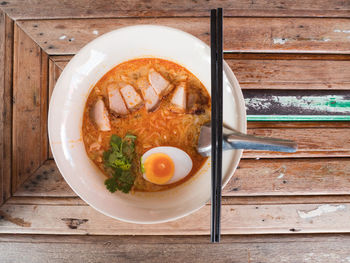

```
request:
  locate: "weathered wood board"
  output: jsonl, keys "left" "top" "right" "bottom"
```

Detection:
{"left": 17, "top": 18, "right": 350, "bottom": 55}
{"left": 1, "top": 234, "right": 350, "bottom": 263}
{"left": 1, "top": 200, "right": 350, "bottom": 235}
{"left": 2, "top": 0, "right": 350, "bottom": 19}
{"left": 0, "top": 12, "right": 13, "bottom": 206}
{"left": 12, "top": 26, "right": 48, "bottom": 193}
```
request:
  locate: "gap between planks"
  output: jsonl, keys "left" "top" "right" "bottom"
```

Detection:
{"left": 51, "top": 53, "right": 350, "bottom": 61}
{"left": 3, "top": 232, "right": 350, "bottom": 243}
{"left": 6, "top": 195, "right": 350, "bottom": 206}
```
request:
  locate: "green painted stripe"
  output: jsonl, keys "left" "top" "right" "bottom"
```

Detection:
{"left": 244, "top": 94, "right": 350, "bottom": 115}
{"left": 247, "top": 115, "right": 350, "bottom": 121}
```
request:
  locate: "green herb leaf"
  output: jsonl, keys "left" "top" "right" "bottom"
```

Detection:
{"left": 113, "top": 158, "right": 131, "bottom": 170}
{"left": 122, "top": 142, "right": 134, "bottom": 160}
{"left": 110, "top": 134, "right": 122, "bottom": 151}
{"left": 125, "top": 133, "right": 137, "bottom": 140}
{"left": 103, "top": 150, "right": 111, "bottom": 161}
{"left": 104, "top": 177, "right": 118, "bottom": 193}
{"left": 103, "top": 133, "right": 137, "bottom": 193}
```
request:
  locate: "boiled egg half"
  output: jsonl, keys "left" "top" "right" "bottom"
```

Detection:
{"left": 141, "top": 146, "right": 193, "bottom": 185}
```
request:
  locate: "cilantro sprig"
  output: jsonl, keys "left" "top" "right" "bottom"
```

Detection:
{"left": 103, "top": 134, "right": 137, "bottom": 193}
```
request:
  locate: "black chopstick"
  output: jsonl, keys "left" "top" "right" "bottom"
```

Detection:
{"left": 210, "top": 9, "right": 218, "bottom": 243}
{"left": 210, "top": 8, "right": 223, "bottom": 243}
{"left": 215, "top": 7, "right": 223, "bottom": 243}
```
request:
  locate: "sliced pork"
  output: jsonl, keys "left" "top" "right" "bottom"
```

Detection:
{"left": 108, "top": 84, "right": 129, "bottom": 116}
{"left": 148, "top": 69, "right": 174, "bottom": 97}
{"left": 120, "top": 84, "right": 143, "bottom": 111}
{"left": 138, "top": 78, "right": 160, "bottom": 112}
{"left": 170, "top": 82, "right": 186, "bottom": 113}
{"left": 91, "top": 99, "right": 111, "bottom": 131}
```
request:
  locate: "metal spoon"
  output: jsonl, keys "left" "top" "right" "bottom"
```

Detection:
{"left": 197, "top": 123, "right": 298, "bottom": 157}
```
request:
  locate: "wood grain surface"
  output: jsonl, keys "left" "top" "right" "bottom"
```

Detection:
{"left": 1, "top": 200, "right": 350, "bottom": 235}
{"left": 0, "top": 11, "right": 4, "bottom": 206}
{"left": 12, "top": 26, "right": 48, "bottom": 193}
{"left": 1, "top": 234, "right": 350, "bottom": 263}
{"left": 245, "top": 127, "right": 350, "bottom": 158}
{"left": 2, "top": 0, "right": 350, "bottom": 19}
{"left": 17, "top": 18, "right": 350, "bottom": 55}
{"left": 0, "top": 12, "right": 13, "bottom": 206}
{"left": 228, "top": 59, "right": 350, "bottom": 90}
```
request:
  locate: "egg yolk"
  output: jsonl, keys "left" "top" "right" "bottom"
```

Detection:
{"left": 144, "top": 153, "right": 175, "bottom": 185}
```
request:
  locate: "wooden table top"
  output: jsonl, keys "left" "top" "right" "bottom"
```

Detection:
{"left": 0, "top": 1, "right": 350, "bottom": 262}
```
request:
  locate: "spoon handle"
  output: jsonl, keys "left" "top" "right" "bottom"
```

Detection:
{"left": 225, "top": 129, "right": 297, "bottom": 153}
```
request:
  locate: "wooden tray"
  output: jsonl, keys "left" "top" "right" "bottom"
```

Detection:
{"left": 0, "top": 1, "right": 350, "bottom": 261}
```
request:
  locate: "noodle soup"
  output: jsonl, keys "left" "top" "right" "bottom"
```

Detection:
{"left": 83, "top": 58, "right": 211, "bottom": 193}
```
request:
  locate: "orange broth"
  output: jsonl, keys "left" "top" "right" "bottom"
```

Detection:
{"left": 82, "top": 58, "right": 211, "bottom": 192}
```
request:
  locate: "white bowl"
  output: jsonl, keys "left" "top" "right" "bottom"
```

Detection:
{"left": 48, "top": 25, "right": 246, "bottom": 224}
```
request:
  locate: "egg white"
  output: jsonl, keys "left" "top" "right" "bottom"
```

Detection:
{"left": 142, "top": 146, "right": 193, "bottom": 185}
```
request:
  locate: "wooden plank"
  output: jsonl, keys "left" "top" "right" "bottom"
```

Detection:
{"left": 14, "top": 158, "right": 350, "bottom": 197}
{"left": 228, "top": 59, "right": 350, "bottom": 90}
{"left": 48, "top": 58, "right": 61, "bottom": 159}
{"left": 244, "top": 89, "right": 350, "bottom": 122}
{"left": 17, "top": 18, "right": 350, "bottom": 55}
{"left": 246, "top": 90, "right": 350, "bottom": 120}
{"left": 12, "top": 25, "right": 47, "bottom": 193}
{"left": 1, "top": 201, "right": 350, "bottom": 235}
{"left": 244, "top": 128, "right": 350, "bottom": 158}
{"left": 1, "top": 234, "right": 350, "bottom": 263}
{"left": 0, "top": 11, "right": 5, "bottom": 206}
{"left": 245, "top": 90, "right": 350, "bottom": 115}
{"left": 226, "top": 158, "right": 350, "bottom": 196}
{"left": 0, "top": 12, "right": 13, "bottom": 206}
{"left": 2, "top": 0, "right": 350, "bottom": 19}
{"left": 51, "top": 55, "right": 350, "bottom": 90}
